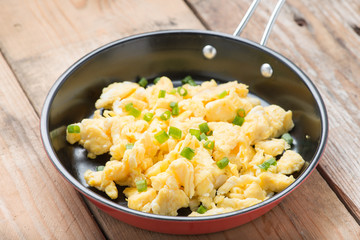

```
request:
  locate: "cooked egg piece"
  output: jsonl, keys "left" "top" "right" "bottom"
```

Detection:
{"left": 123, "top": 187, "right": 157, "bottom": 213}
{"left": 255, "top": 138, "right": 287, "bottom": 157}
{"left": 277, "top": 150, "right": 305, "bottom": 174}
{"left": 95, "top": 81, "right": 139, "bottom": 109}
{"left": 259, "top": 172, "right": 295, "bottom": 192}
{"left": 151, "top": 188, "right": 189, "bottom": 216}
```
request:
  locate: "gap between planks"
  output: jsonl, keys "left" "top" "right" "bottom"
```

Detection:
{"left": 184, "top": 0, "right": 212, "bottom": 30}
{"left": 317, "top": 165, "right": 360, "bottom": 225}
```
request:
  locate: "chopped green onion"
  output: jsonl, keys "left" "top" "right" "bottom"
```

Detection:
{"left": 96, "top": 165, "right": 105, "bottom": 171}
{"left": 170, "top": 102, "right": 179, "bottom": 116}
{"left": 199, "top": 122, "right": 210, "bottom": 134}
{"left": 136, "top": 179, "right": 147, "bottom": 192}
{"left": 218, "top": 90, "right": 228, "bottom": 99}
{"left": 281, "top": 133, "right": 293, "bottom": 145}
{"left": 154, "top": 77, "right": 161, "bottom": 84}
{"left": 125, "top": 103, "right": 133, "bottom": 111}
{"left": 138, "top": 77, "right": 148, "bottom": 88}
{"left": 67, "top": 124, "right": 80, "bottom": 133}
{"left": 180, "top": 147, "right": 195, "bottom": 160}
{"left": 169, "top": 89, "right": 177, "bottom": 94}
{"left": 154, "top": 130, "right": 169, "bottom": 144}
{"left": 128, "top": 107, "right": 141, "bottom": 118}
{"left": 125, "top": 103, "right": 141, "bottom": 118}
{"left": 181, "top": 76, "right": 197, "bottom": 86}
{"left": 170, "top": 102, "right": 178, "bottom": 108}
{"left": 200, "top": 133, "right": 208, "bottom": 141}
{"left": 177, "top": 87, "right": 188, "bottom": 97}
{"left": 143, "top": 112, "right": 154, "bottom": 122}
{"left": 182, "top": 75, "right": 193, "bottom": 85}
{"left": 172, "top": 106, "right": 180, "bottom": 116}
{"left": 207, "top": 130, "right": 213, "bottom": 136}
{"left": 197, "top": 205, "right": 207, "bottom": 214}
{"left": 204, "top": 140, "right": 214, "bottom": 150}
{"left": 258, "top": 157, "right": 277, "bottom": 171}
{"left": 189, "top": 129, "right": 201, "bottom": 141}
{"left": 160, "top": 110, "right": 171, "bottom": 121}
{"left": 168, "top": 126, "right": 182, "bottom": 139}
{"left": 237, "top": 108, "right": 246, "bottom": 118}
{"left": 188, "top": 80, "right": 197, "bottom": 86}
{"left": 232, "top": 115, "right": 244, "bottom": 126}
{"left": 217, "top": 157, "right": 229, "bottom": 169}
{"left": 126, "top": 143, "right": 134, "bottom": 150}
{"left": 158, "top": 90, "right": 166, "bottom": 98}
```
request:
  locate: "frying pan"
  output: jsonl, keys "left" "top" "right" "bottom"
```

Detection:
{"left": 40, "top": 0, "right": 328, "bottom": 235}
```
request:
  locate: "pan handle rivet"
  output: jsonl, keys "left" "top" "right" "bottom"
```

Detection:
{"left": 260, "top": 63, "right": 273, "bottom": 78}
{"left": 202, "top": 45, "right": 217, "bottom": 59}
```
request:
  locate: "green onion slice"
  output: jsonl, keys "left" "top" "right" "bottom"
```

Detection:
{"left": 171, "top": 106, "right": 180, "bottom": 116}
{"left": 143, "top": 112, "right": 154, "bottom": 122}
{"left": 154, "top": 77, "right": 161, "bottom": 84}
{"left": 281, "top": 133, "right": 293, "bottom": 145}
{"left": 67, "top": 124, "right": 80, "bottom": 133}
{"left": 218, "top": 90, "right": 228, "bottom": 99}
{"left": 136, "top": 179, "right": 147, "bottom": 192}
{"left": 169, "top": 89, "right": 177, "bottom": 95}
{"left": 125, "top": 103, "right": 134, "bottom": 111}
{"left": 177, "top": 87, "right": 188, "bottom": 97}
{"left": 258, "top": 157, "right": 277, "bottom": 171}
{"left": 237, "top": 108, "right": 246, "bottom": 118}
{"left": 170, "top": 102, "right": 178, "bottom": 108}
{"left": 232, "top": 115, "right": 244, "bottom": 126}
{"left": 189, "top": 129, "right": 201, "bottom": 141}
{"left": 181, "top": 75, "right": 193, "bottom": 84}
{"left": 126, "top": 143, "right": 134, "bottom": 150}
{"left": 160, "top": 110, "right": 171, "bottom": 121}
{"left": 180, "top": 147, "right": 195, "bottom": 160}
{"left": 154, "top": 130, "right": 169, "bottom": 144}
{"left": 200, "top": 133, "right": 208, "bottom": 141}
{"left": 168, "top": 126, "right": 182, "bottom": 139}
{"left": 96, "top": 165, "right": 105, "bottom": 171}
{"left": 197, "top": 205, "right": 207, "bottom": 214}
{"left": 181, "top": 75, "right": 197, "bottom": 86}
{"left": 129, "top": 107, "right": 141, "bottom": 118}
{"left": 158, "top": 89, "right": 166, "bottom": 98}
{"left": 138, "top": 77, "right": 148, "bottom": 88}
{"left": 199, "top": 122, "right": 210, "bottom": 134}
{"left": 216, "top": 157, "right": 229, "bottom": 169}
{"left": 204, "top": 140, "right": 214, "bottom": 150}
{"left": 125, "top": 103, "right": 141, "bottom": 118}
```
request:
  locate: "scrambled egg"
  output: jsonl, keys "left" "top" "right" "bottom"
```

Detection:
{"left": 66, "top": 76, "right": 305, "bottom": 216}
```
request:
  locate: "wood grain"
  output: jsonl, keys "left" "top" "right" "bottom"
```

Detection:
{"left": 0, "top": 53, "right": 104, "bottom": 239}
{"left": 188, "top": 0, "right": 360, "bottom": 221}
{"left": 0, "top": 0, "right": 359, "bottom": 239}
{"left": 0, "top": 0, "right": 203, "bottom": 114}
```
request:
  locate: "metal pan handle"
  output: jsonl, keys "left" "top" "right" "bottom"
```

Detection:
{"left": 233, "top": 0, "right": 286, "bottom": 46}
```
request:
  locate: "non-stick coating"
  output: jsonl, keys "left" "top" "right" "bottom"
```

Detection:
{"left": 42, "top": 30, "right": 327, "bottom": 223}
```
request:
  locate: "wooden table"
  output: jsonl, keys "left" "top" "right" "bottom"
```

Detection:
{"left": 1, "top": 0, "right": 359, "bottom": 239}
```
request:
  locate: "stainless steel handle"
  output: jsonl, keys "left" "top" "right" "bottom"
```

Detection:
{"left": 233, "top": 0, "right": 286, "bottom": 46}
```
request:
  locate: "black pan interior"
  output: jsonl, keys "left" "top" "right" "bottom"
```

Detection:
{"left": 46, "top": 31, "right": 326, "bottom": 216}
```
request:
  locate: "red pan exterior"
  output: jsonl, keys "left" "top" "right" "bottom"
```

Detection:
{"left": 86, "top": 195, "right": 280, "bottom": 234}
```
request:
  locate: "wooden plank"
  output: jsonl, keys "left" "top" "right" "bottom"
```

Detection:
{"left": 188, "top": 0, "right": 360, "bottom": 221}
{"left": 0, "top": 0, "right": 359, "bottom": 239}
{"left": 0, "top": 0, "right": 204, "bottom": 115}
{"left": 85, "top": 170, "right": 360, "bottom": 239}
{"left": 0, "top": 53, "right": 104, "bottom": 239}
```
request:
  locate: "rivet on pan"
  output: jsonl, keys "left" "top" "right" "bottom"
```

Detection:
{"left": 260, "top": 63, "right": 273, "bottom": 78}
{"left": 202, "top": 45, "right": 217, "bottom": 59}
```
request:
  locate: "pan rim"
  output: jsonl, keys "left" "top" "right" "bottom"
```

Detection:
{"left": 40, "top": 29, "right": 328, "bottom": 222}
